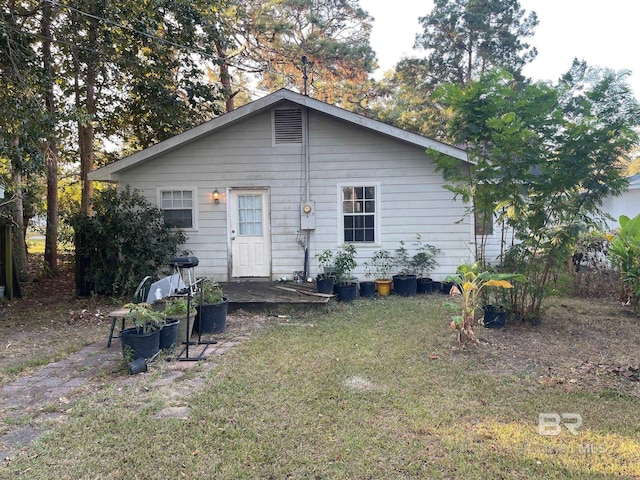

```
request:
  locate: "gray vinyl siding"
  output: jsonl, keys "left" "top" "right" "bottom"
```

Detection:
{"left": 306, "top": 111, "right": 472, "bottom": 280}
{"left": 113, "top": 101, "right": 472, "bottom": 281}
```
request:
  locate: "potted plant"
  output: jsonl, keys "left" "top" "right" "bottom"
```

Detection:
{"left": 392, "top": 240, "right": 417, "bottom": 296}
{"left": 359, "top": 260, "right": 376, "bottom": 298}
{"left": 479, "top": 266, "right": 513, "bottom": 329}
{"left": 444, "top": 262, "right": 525, "bottom": 347}
{"left": 371, "top": 249, "right": 394, "bottom": 296}
{"left": 482, "top": 303, "right": 508, "bottom": 329}
{"left": 315, "top": 249, "right": 336, "bottom": 294}
{"left": 164, "top": 296, "right": 197, "bottom": 347}
{"left": 119, "top": 302, "right": 165, "bottom": 361}
{"left": 195, "top": 280, "right": 228, "bottom": 334}
{"left": 411, "top": 234, "right": 441, "bottom": 294}
{"left": 333, "top": 244, "right": 358, "bottom": 301}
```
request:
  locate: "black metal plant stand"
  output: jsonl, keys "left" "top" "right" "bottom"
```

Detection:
{"left": 176, "top": 278, "right": 217, "bottom": 362}
{"left": 192, "top": 279, "right": 219, "bottom": 347}
{"left": 166, "top": 256, "right": 219, "bottom": 362}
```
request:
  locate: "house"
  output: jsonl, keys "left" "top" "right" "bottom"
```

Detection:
{"left": 87, "top": 88, "right": 472, "bottom": 282}
{"left": 601, "top": 174, "right": 640, "bottom": 230}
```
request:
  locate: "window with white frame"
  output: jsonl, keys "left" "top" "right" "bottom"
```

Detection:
{"left": 341, "top": 185, "right": 377, "bottom": 243}
{"left": 160, "top": 189, "right": 195, "bottom": 229}
{"left": 474, "top": 185, "right": 494, "bottom": 236}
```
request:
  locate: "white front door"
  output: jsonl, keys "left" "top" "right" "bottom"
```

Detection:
{"left": 230, "top": 189, "right": 271, "bottom": 278}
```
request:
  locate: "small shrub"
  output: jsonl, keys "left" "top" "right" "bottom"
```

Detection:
{"left": 394, "top": 235, "right": 441, "bottom": 277}
{"left": 198, "top": 279, "right": 224, "bottom": 305}
{"left": 371, "top": 249, "right": 394, "bottom": 279}
{"left": 315, "top": 249, "right": 335, "bottom": 279}
{"left": 123, "top": 302, "right": 165, "bottom": 332}
{"left": 164, "top": 296, "right": 197, "bottom": 317}
{"left": 410, "top": 234, "right": 441, "bottom": 277}
{"left": 334, "top": 244, "right": 357, "bottom": 283}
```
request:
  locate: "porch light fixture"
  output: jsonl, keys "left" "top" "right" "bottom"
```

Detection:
{"left": 212, "top": 188, "right": 221, "bottom": 204}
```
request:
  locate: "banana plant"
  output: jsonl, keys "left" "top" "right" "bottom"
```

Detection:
{"left": 445, "top": 263, "right": 525, "bottom": 347}
{"left": 608, "top": 214, "right": 640, "bottom": 313}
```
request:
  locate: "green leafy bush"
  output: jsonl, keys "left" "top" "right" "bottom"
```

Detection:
{"left": 70, "top": 186, "right": 187, "bottom": 296}
{"left": 315, "top": 249, "right": 335, "bottom": 279}
{"left": 370, "top": 249, "right": 394, "bottom": 279}
{"left": 164, "top": 296, "right": 197, "bottom": 317}
{"left": 410, "top": 234, "right": 441, "bottom": 277}
{"left": 198, "top": 279, "right": 224, "bottom": 305}
{"left": 123, "top": 302, "right": 165, "bottom": 332}
{"left": 334, "top": 244, "right": 357, "bottom": 283}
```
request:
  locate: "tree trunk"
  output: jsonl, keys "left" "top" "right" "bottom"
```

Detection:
{"left": 216, "top": 45, "right": 235, "bottom": 112}
{"left": 78, "top": 68, "right": 95, "bottom": 217}
{"left": 42, "top": 0, "right": 59, "bottom": 275}
{"left": 466, "top": 35, "right": 473, "bottom": 87}
{"left": 10, "top": 169, "right": 28, "bottom": 282}
{"left": 77, "top": 13, "right": 98, "bottom": 217}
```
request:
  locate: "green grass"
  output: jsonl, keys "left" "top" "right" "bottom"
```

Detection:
{"left": 25, "top": 232, "right": 73, "bottom": 256}
{"left": 3, "top": 296, "right": 639, "bottom": 479}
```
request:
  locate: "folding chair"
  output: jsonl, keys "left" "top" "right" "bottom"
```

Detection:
{"left": 133, "top": 276, "right": 153, "bottom": 304}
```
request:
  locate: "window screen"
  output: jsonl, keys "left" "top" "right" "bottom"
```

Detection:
{"left": 161, "top": 190, "right": 193, "bottom": 228}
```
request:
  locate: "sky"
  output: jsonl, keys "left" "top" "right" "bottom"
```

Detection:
{"left": 359, "top": 0, "right": 640, "bottom": 98}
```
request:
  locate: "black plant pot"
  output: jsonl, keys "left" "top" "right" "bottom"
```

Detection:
{"left": 159, "top": 319, "right": 180, "bottom": 350}
{"left": 359, "top": 281, "right": 376, "bottom": 298}
{"left": 196, "top": 298, "right": 228, "bottom": 334}
{"left": 393, "top": 275, "right": 417, "bottom": 297}
{"left": 120, "top": 327, "right": 160, "bottom": 361}
{"left": 483, "top": 304, "right": 506, "bottom": 329}
{"left": 441, "top": 281, "right": 454, "bottom": 295}
{"left": 334, "top": 282, "right": 357, "bottom": 302}
{"left": 316, "top": 276, "right": 335, "bottom": 294}
{"left": 431, "top": 281, "right": 442, "bottom": 293}
{"left": 417, "top": 277, "right": 433, "bottom": 294}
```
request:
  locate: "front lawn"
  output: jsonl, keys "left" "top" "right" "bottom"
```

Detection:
{"left": 2, "top": 294, "right": 639, "bottom": 479}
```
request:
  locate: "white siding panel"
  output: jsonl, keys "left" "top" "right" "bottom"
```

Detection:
{"left": 115, "top": 104, "right": 471, "bottom": 281}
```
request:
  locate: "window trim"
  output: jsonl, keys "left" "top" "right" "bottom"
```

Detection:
{"left": 337, "top": 182, "right": 380, "bottom": 246}
{"left": 473, "top": 185, "right": 494, "bottom": 237}
{"left": 156, "top": 187, "right": 199, "bottom": 231}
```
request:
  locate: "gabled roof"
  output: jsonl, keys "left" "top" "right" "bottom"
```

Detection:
{"left": 88, "top": 88, "right": 468, "bottom": 181}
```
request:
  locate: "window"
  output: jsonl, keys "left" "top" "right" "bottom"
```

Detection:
{"left": 474, "top": 208, "right": 494, "bottom": 236}
{"left": 160, "top": 189, "right": 195, "bottom": 229}
{"left": 474, "top": 186, "right": 494, "bottom": 236}
{"left": 237, "top": 194, "right": 263, "bottom": 236}
{"left": 341, "top": 185, "right": 377, "bottom": 243}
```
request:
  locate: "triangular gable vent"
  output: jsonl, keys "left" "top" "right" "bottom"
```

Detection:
{"left": 274, "top": 108, "right": 303, "bottom": 144}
